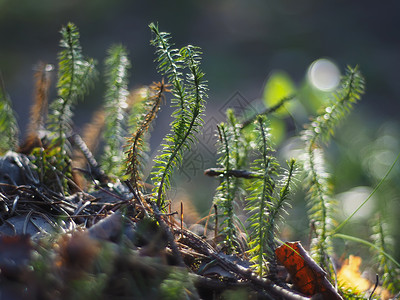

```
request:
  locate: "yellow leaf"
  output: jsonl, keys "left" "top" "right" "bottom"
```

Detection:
{"left": 338, "top": 255, "right": 391, "bottom": 299}
{"left": 262, "top": 71, "right": 295, "bottom": 117}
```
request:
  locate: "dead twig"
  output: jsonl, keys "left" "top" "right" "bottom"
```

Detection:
{"left": 204, "top": 168, "right": 262, "bottom": 179}
{"left": 175, "top": 227, "right": 309, "bottom": 300}
{"left": 148, "top": 200, "right": 185, "bottom": 267}
{"left": 69, "top": 133, "right": 109, "bottom": 184}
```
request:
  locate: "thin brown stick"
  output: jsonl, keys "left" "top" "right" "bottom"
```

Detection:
{"left": 214, "top": 204, "right": 218, "bottom": 243}
{"left": 69, "top": 133, "right": 109, "bottom": 184}
{"left": 204, "top": 168, "right": 262, "bottom": 179}
{"left": 180, "top": 201, "right": 183, "bottom": 239}
{"left": 369, "top": 274, "right": 379, "bottom": 300}
{"left": 240, "top": 94, "right": 295, "bottom": 129}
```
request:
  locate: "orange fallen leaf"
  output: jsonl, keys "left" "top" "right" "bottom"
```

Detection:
{"left": 275, "top": 241, "right": 343, "bottom": 300}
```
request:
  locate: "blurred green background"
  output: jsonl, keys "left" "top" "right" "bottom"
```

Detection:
{"left": 1, "top": 0, "right": 399, "bottom": 261}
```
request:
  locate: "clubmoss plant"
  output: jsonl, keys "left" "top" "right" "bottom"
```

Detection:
{"left": 47, "top": 23, "right": 97, "bottom": 153}
{"left": 149, "top": 23, "right": 207, "bottom": 209}
{"left": 301, "top": 66, "right": 365, "bottom": 269}
{"left": 371, "top": 215, "right": 400, "bottom": 294}
{"left": 44, "top": 23, "right": 97, "bottom": 192}
{"left": 245, "top": 116, "right": 296, "bottom": 277}
{"left": 211, "top": 109, "right": 249, "bottom": 253}
{"left": 125, "top": 81, "right": 168, "bottom": 198}
{"left": 0, "top": 76, "right": 19, "bottom": 154}
{"left": 101, "top": 44, "right": 131, "bottom": 177}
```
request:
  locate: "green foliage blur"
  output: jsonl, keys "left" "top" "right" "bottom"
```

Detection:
{"left": 268, "top": 67, "right": 400, "bottom": 263}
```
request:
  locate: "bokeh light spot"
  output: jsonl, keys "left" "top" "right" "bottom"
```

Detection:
{"left": 337, "top": 186, "right": 375, "bottom": 220}
{"left": 307, "top": 58, "right": 340, "bottom": 91}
